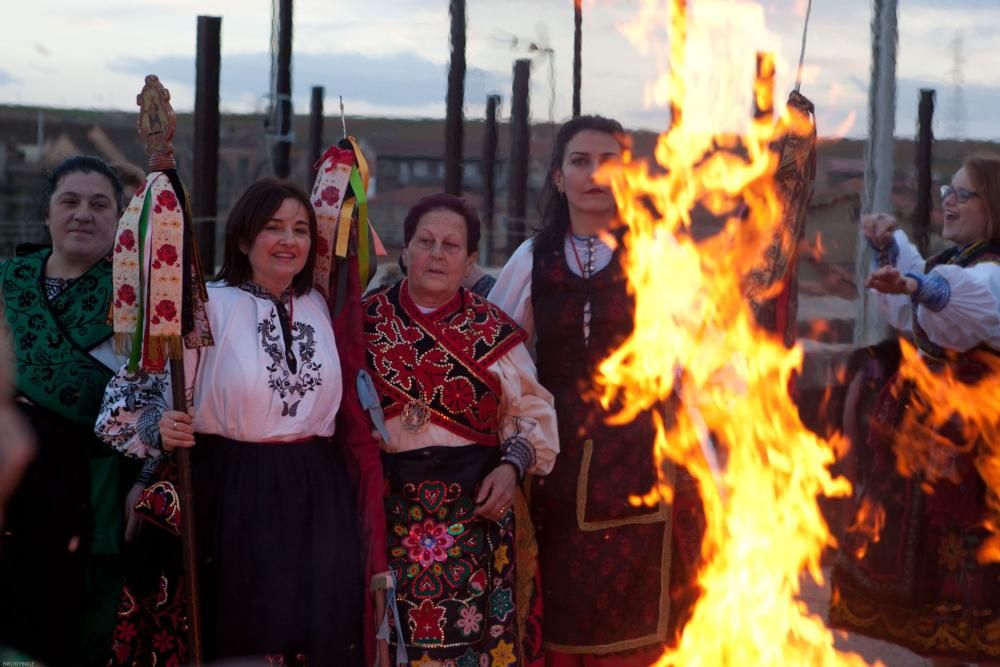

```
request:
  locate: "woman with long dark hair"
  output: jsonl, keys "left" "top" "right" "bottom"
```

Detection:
{"left": 490, "top": 116, "right": 703, "bottom": 666}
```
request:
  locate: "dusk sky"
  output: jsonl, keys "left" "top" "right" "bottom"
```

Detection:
{"left": 2, "top": 0, "right": 998, "bottom": 140}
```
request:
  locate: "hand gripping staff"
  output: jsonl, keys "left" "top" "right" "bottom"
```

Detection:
{"left": 111, "top": 75, "right": 214, "bottom": 665}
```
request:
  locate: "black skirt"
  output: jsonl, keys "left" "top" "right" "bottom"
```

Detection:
{"left": 192, "top": 434, "right": 364, "bottom": 666}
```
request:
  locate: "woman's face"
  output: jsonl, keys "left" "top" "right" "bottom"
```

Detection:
{"left": 403, "top": 208, "right": 475, "bottom": 307}
{"left": 46, "top": 170, "right": 119, "bottom": 265}
{"left": 553, "top": 129, "right": 623, "bottom": 220}
{"left": 244, "top": 197, "right": 311, "bottom": 293}
{"left": 942, "top": 167, "right": 989, "bottom": 246}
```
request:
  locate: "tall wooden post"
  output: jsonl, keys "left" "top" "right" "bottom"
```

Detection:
{"left": 573, "top": 0, "right": 582, "bottom": 117}
{"left": 507, "top": 59, "right": 531, "bottom": 258}
{"left": 309, "top": 86, "right": 324, "bottom": 185}
{"left": 481, "top": 94, "right": 501, "bottom": 265}
{"left": 914, "top": 89, "right": 935, "bottom": 257}
{"left": 193, "top": 15, "right": 221, "bottom": 271}
{"left": 272, "top": 0, "right": 293, "bottom": 178}
{"left": 445, "top": 0, "right": 466, "bottom": 195}
{"left": 856, "top": 0, "right": 897, "bottom": 345}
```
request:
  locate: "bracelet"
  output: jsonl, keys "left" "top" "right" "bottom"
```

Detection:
{"left": 500, "top": 435, "right": 535, "bottom": 483}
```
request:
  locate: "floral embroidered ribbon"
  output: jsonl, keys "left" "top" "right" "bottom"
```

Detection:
{"left": 309, "top": 138, "right": 386, "bottom": 296}
{"left": 112, "top": 172, "right": 186, "bottom": 370}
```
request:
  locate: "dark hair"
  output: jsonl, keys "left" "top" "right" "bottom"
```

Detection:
{"left": 402, "top": 193, "right": 481, "bottom": 253}
{"left": 533, "top": 115, "right": 628, "bottom": 254}
{"left": 40, "top": 155, "right": 124, "bottom": 219}
{"left": 963, "top": 154, "right": 1000, "bottom": 244}
{"left": 215, "top": 178, "right": 318, "bottom": 296}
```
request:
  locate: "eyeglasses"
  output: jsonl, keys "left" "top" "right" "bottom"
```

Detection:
{"left": 940, "top": 184, "right": 980, "bottom": 203}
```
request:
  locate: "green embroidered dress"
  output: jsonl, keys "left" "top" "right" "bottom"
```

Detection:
{"left": 0, "top": 248, "right": 130, "bottom": 666}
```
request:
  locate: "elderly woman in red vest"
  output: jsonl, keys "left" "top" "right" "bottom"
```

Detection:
{"left": 363, "top": 193, "right": 557, "bottom": 667}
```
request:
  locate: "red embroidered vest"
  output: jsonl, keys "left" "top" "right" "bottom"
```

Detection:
{"left": 362, "top": 280, "right": 526, "bottom": 445}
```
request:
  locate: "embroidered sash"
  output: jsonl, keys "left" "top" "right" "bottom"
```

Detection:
{"left": 1, "top": 249, "right": 114, "bottom": 425}
{"left": 362, "top": 280, "right": 526, "bottom": 445}
{"left": 913, "top": 241, "right": 1000, "bottom": 360}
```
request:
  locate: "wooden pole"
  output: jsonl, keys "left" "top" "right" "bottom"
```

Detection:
{"left": 272, "top": 0, "right": 293, "bottom": 178}
{"left": 573, "top": 0, "right": 582, "bottom": 117}
{"left": 481, "top": 94, "right": 500, "bottom": 265}
{"left": 855, "top": 0, "right": 897, "bottom": 345}
{"left": 309, "top": 86, "right": 325, "bottom": 185}
{"left": 507, "top": 59, "right": 530, "bottom": 258}
{"left": 445, "top": 0, "right": 466, "bottom": 195}
{"left": 193, "top": 15, "right": 221, "bottom": 273}
{"left": 914, "top": 89, "right": 935, "bottom": 257}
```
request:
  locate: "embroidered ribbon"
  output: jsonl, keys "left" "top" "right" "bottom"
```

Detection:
{"left": 373, "top": 571, "right": 409, "bottom": 666}
{"left": 309, "top": 146, "right": 355, "bottom": 295}
{"left": 112, "top": 171, "right": 204, "bottom": 372}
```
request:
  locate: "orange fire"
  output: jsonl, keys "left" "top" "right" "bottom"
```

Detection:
{"left": 890, "top": 340, "right": 1000, "bottom": 563}
{"left": 597, "top": 0, "right": 878, "bottom": 664}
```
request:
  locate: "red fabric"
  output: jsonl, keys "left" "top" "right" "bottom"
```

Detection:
{"left": 328, "top": 253, "right": 388, "bottom": 666}
{"left": 545, "top": 646, "right": 664, "bottom": 667}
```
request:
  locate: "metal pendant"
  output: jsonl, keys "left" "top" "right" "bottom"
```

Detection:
{"left": 401, "top": 398, "right": 431, "bottom": 434}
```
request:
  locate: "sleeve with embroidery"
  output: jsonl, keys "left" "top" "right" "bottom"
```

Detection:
{"left": 916, "top": 261, "right": 1000, "bottom": 352}
{"left": 495, "top": 342, "right": 559, "bottom": 476}
{"left": 488, "top": 239, "right": 536, "bottom": 338}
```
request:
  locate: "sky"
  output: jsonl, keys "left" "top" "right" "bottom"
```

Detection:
{"left": 2, "top": 0, "right": 999, "bottom": 140}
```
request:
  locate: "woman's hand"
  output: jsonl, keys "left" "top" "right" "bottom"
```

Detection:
{"left": 862, "top": 213, "right": 897, "bottom": 249}
{"left": 865, "top": 266, "right": 918, "bottom": 295}
{"left": 159, "top": 410, "right": 195, "bottom": 450}
{"left": 474, "top": 463, "right": 517, "bottom": 522}
{"left": 124, "top": 481, "right": 145, "bottom": 543}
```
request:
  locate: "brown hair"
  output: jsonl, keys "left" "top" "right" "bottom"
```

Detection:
{"left": 402, "top": 193, "right": 481, "bottom": 253}
{"left": 215, "top": 178, "right": 318, "bottom": 296}
{"left": 963, "top": 154, "right": 1000, "bottom": 244}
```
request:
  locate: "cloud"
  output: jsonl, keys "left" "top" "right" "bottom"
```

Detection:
{"left": 0, "top": 70, "right": 16, "bottom": 87}
{"left": 112, "top": 51, "right": 507, "bottom": 110}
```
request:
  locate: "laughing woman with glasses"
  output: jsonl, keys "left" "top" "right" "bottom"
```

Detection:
{"left": 831, "top": 155, "right": 1000, "bottom": 665}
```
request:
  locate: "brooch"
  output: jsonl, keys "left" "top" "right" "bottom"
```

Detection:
{"left": 401, "top": 398, "right": 431, "bottom": 434}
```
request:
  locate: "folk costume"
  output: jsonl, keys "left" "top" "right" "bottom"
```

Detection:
{"left": 489, "top": 236, "right": 704, "bottom": 664}
{"left": 98, "top": 282, "right": 367, "bottom": 665}
{"left": 363, "top": 279, "right": 557, "bottom": 667}
{"left": 831, "top": 229, "right": 1000, "bottom": 661}
{"left": 0, "top": 247, "right": 138, "bottom": 666}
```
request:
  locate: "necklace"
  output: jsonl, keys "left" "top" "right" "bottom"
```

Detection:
{"left": 568, "top": 233, "right": 596, "bottom": 279}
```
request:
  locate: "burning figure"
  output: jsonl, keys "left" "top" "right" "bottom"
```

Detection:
{"left": 831, "top": 155, "right": 1000, "bottom": 664}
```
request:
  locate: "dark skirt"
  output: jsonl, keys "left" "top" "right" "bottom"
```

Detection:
{"left": 0, "top": 402, "right": 130, "bottom": 667}
{"left": 382, "top": 444, "right": 524, "bottom": 665}
{"left": 193, "top": 434, "right": 364, "bottom": 666}
{"left": 831, "top": 379, "right": 1000, "bottom": 660}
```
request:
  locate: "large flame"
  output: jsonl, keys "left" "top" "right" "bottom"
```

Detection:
{"left": 889, "top": 340, "right": 1000, "bottom": 563}
{"left": 596, "top": 0, "right": 877, "bottom": 664}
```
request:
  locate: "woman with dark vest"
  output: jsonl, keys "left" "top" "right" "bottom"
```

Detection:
{"left": 490, "top": 116, "right": 704, "bottom": 666}
{"left": 831, "top": 155, "right": 1000, "bottom": 665}
{"left": 0, "top": 155, "right": 140, "bottom": 665}
{"left": 363, "top": 193, "right": 557, "bottom": 666}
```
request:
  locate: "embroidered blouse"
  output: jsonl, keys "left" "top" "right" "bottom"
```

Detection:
{"left": 488, "top": 237, "right": 614, "bottom": 340}
{"left": 96, "top": 282, "right": 343, "bottom": 457}
{"left": 872, "top": 230, "right": 1000, "bottom": 353}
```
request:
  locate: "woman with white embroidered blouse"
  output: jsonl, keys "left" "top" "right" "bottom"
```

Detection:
{"left": 830, "top": 155, "right": 1000, "bottom": 665}
{"left": 96, "top": 179, "right": 373, "bottom": 666}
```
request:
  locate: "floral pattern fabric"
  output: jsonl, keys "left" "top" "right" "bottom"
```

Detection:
{"left": 384, "top": 449, "right": 523, "bottom": 666}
